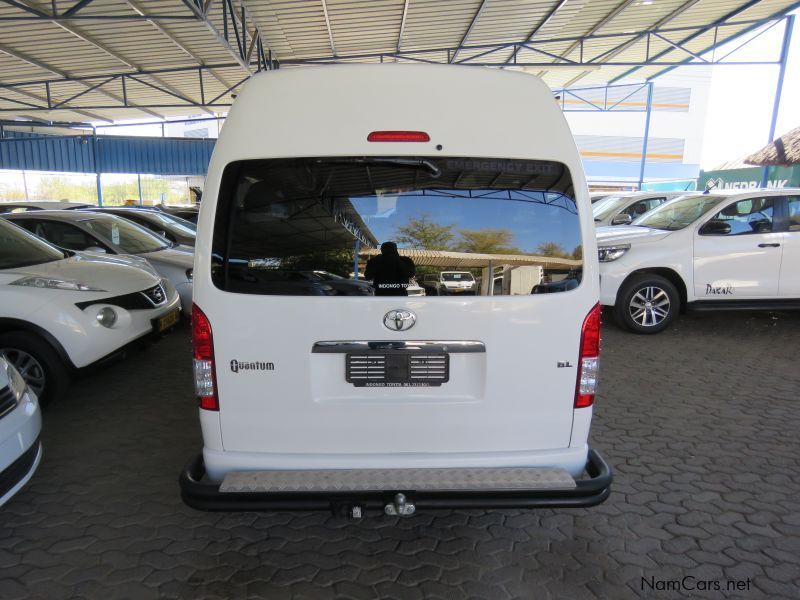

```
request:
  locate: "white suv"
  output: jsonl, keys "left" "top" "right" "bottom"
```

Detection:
{"left": 422, "top": 271, "right": 477, "bottom": 295}
{"left": 0, "top": 219, "right": 182, "bottom": 403}
{"left": 180, "top": 65, "right": 611, "bottom": 516}
{"left": 598, "top": 189, "right": 800, "bottom": 333}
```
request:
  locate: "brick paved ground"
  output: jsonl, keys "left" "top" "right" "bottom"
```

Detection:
{"left": 1, "top": 309, "right": 799, "bottom": 599}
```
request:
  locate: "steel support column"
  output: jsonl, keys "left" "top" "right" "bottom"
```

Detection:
{"left": 638, "top": 82, "right": 653, "bottom": 190}
{"left": 760, "top": 14, "right": 794, "bottom": 187}
{"left": 92, "top": 126, "right": 103, "bottom": 205}
{"left": 353, "top": 238, "right": 360, "bottom": 280}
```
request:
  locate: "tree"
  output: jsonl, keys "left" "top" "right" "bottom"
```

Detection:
{"left": 535, "top": 241, "right": 570, "bottom": 258}
{"left": 454, "top": 228, "right": 521, "bottom": 255}
{"left": 571, "top": 245, "right": 583, "bottom": 260}
{"left": 394, "top": 214, "right": 455, "bottom": 250}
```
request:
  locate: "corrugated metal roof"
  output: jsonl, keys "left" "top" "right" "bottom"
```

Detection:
{"left": 0, "top": 0, "right": 796, "bottom": 122}
{"left": 0, "top": 131, "right": 214, "bottom": 174}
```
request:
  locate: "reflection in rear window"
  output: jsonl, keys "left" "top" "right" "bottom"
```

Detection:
{"left": 212, "top": 157, "right": 583, "bottom": 296}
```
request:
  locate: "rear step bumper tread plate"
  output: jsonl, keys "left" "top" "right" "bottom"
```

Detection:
{"left": 179, "top": 449, "right": 612, "bottom": 512}
{"left": 220, "top": 466, "right": 576, "bottom": 493}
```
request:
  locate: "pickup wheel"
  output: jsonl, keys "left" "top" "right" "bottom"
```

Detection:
{"left": 0, "top": 331, "right": 69, "bottom": 406}
{"left": 614, "top": 274, "right": 680, "bottom": 334}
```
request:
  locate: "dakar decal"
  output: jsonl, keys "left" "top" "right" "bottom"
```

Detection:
{"left": 706, "top": 284, "right": 733, "bottom": 296}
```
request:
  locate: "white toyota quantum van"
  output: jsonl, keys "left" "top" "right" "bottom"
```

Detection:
{"left": 180, "top": 65, "right": 612, "bottom": 516}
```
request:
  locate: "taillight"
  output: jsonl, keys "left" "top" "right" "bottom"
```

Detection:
{"left": 192, "top": 304, "right": 218, "bottom": 411}
{"left": 575, "top": 303, "right": 601, "bottom": 408}
{"left": 367, "top": 131, "right": 430, "bottom": 142}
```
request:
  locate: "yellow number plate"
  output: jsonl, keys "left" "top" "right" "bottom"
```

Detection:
{"left": 157, "top": 309, "right": 180, "bottom": 332}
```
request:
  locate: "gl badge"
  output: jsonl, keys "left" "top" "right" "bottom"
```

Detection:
{"left": 383, "top": 309, "right": 416, "bottom": 332}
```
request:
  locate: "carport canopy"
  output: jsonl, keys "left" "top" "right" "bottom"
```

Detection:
{"left": 0, "top": 1, "right": 797, "bottom": 123}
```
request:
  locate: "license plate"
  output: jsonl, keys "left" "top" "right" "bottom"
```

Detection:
{"left": 453, "top": 288, "right": 464, "bottom": 293}
{"left": 346, "top": 352, "right": 449, "bottom": 387}
{"left": 156, "top": 309, "right": 180, "bottom": 332}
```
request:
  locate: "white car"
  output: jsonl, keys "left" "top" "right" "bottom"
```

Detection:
{"left": 592, "top": 191, "right": 693, "bottom": 227}
{"left": 0, "top": 218, "right": 182, "bottom": 403}
{"left": 422, "top": 271, "right": 477, "bottom": 295}
{"left": 180, "top": 65, "right": 611, "bottom": 516}
{"left": 5, "top": 211, "right": 194, "bottom": 315}
{"left": 0, "top": 356, "right": 41, "bottom": 507}
{"left": 598, "top": 189, "right": 800, "bottom": 333}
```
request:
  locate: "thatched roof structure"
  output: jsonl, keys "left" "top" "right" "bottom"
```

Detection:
{"left": 745, "top": 126, "right": 800, "bottom": 167}
{"left": 360, "top": 247, "right": 581, "bottom": 270}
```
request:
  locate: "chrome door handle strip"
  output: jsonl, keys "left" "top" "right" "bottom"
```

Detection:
{"left": 312, "top": 341, "right": 486, "bottom": 353}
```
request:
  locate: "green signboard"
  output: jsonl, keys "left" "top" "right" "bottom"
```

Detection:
{"left": 697, "top": 165, "right": 800, "bottom": 191}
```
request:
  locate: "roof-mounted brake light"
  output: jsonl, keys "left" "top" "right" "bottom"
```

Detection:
{"left": 367, "top": 131, "right": 430, "bottom": 142}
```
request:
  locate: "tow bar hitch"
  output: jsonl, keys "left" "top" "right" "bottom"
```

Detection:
{"left": 384, "top": 493, "right": 416, "bottom": 516}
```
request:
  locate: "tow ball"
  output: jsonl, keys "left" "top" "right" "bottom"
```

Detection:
{"left": 384, "top": 493, "right": 416, "bottom": 517}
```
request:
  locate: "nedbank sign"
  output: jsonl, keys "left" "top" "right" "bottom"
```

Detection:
{"left": 698, "top": 166, "right": 800, "bottom": 191}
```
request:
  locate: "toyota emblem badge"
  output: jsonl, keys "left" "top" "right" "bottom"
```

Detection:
{"left": 383, "top": 309, "right": 416, "bottom": 332}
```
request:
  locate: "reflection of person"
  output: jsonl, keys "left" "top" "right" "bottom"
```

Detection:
{"left": 364, "top": 242, "right": 416, "bottom": 296}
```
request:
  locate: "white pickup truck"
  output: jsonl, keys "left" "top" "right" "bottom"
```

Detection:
{"left": 180, "top": 64, "right": 611, "bottom": 516}
{"left": 598, "top": 189, "right": 800, "bottom": 333}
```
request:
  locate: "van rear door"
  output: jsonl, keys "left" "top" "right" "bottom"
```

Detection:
{"left": 205, "top": 156, "right": 590, "bottom": 457}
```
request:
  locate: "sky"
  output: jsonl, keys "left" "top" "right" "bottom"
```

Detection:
{"left": 699, "top": 9, "right": 800, "bottom": 169}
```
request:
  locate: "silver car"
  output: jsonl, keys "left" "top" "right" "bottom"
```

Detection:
{"left": 82, "top": 207, "right": 197, "bottom": 247}
{"left": 4, "top": 211, "right": 194, "bottom": 314}
{"left": 592, "top": 191, "right": 697, "bottom": 228}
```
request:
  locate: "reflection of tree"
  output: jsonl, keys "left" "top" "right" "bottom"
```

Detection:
{"left": 454, "top": 229, "right": 522, "bottom": 255}
{"left": 535, "top": 241, "right": 570, "bottom": 259}
{"left": 571, "top": 245, "right": 582, "bottom": 260}
{"left": 394, "top": 214, "right": 455, "bottom": 250}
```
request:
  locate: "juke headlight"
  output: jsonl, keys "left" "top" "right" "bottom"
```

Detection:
{"left": 10, "top": 276, "right": 106, "bottom": 292}
{"left": 598, "top": 244, "right": 631, "bottom": 263}
{"left": 4, "top": 359, "right": 28, "bottom": 402}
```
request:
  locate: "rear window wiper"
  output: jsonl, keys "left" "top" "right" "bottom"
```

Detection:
{"left": 317, "top": 158, "right": 441, "bottom": 178}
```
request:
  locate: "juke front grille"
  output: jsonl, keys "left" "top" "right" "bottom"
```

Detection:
{"left": 0, "top": 385, "right": 17, "bottom": 419}
{"left": 76, "top": 281, "right": 167, "bottom": 311}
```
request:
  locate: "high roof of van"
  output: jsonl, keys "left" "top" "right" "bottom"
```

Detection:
{"left": 207, "top": 64, "right": 586, "bottom": 193}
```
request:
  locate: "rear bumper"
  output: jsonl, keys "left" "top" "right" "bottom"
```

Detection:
{"left": 179, "top": 448, "right": 612, "bottom": 513}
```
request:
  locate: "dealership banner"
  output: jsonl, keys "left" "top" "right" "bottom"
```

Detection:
{"left": 697, "top": 166, "right": 800, "bottom": 191}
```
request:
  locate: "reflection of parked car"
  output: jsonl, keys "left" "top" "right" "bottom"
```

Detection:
{"left": 598, "top": 189, "right": 800, "bottom": 333}
{"left": 406, "top": 278, "right": 425, "bottom": 296}
{"left": 0, "top": 201, "right": 91, "bottom": 213}
{"left": 229, "top": 267, "right": 337, "bottom": 296}
{"left": 298, "top": 271, "right": 374, "bottom": 295}
{"left": 0, "top": 356, "right": 42, "bottom": 507}
{"left": 4, "top": 211, "right": 194, "bottom": 314}
{"left": 422, "top": 271, "right": 476, "bottom": 295}
{"left": 0, "top": 218, "right": 181, "bottom": 403}
{"left": 85, "top": 207, "right": 197, "bottom": 247}
{"left": 155, "top": 204, "right": 199, "bottom": 223}
{"left": 593, "top": 192, "right": 692, "bottom": 227}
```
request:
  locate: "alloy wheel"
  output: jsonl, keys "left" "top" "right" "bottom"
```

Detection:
{"left": 628, "top": 286, "right": 671, "bottom": 327}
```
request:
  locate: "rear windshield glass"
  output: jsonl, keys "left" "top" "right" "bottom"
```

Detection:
{"left": 212, "top": 157, "right": 583, "bottom": 296}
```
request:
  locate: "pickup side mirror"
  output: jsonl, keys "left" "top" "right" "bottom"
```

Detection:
{"left": 611, "top": 213, "right": 633, "bottom": 226}
{"left": 699, "top": 220, "right": 731, "bottom": 235}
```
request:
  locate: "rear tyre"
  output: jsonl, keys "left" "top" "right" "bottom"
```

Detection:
{"left": 614, "top": 274, "right": 680, "bottom": 334}
{"left": 0, "top": 332, "right": 70, "bottom": 406}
